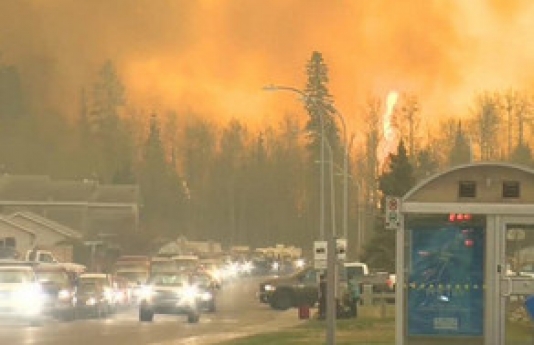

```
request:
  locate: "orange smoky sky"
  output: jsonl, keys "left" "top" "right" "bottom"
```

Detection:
{"left": 1, "top": 0, "right": 534, "bottom": 133}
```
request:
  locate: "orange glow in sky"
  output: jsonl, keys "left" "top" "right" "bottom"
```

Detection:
{"left": 2, "top": 0, "right": 534, "bottom": 131}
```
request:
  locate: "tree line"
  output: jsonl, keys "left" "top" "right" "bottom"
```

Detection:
{"left": 1, "top": 52, "right": 534, "bottom": 260}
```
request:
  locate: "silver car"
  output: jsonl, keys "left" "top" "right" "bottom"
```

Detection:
{"left": 138, "top": 272, "right": 200, "bottom": 323}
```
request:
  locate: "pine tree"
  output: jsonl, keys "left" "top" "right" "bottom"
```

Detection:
{"left": 415, "top": 147, "right": 439, "bottom": 182}
{"left": 362, "top": 140, "right": 415, "bottom": 272}
{"left": 378, "top": 140, "right": 415, "bottom": 207}
{"left": 302, "top": 51, "right": 341, "bottom": 242}
{"left": 138, "top": 114, "right": 186, "bottom": 239}
{"left": 448, "top": 121, "right": 471, "bottom": 166}
{"left": 88, "top": 60, "right": 129, "bottom": 182}
{"left": 303, "top": 51, "right": 340, "bottom": 158}
{"left": 509, "top": 143, "right": 533, "bottom": 167}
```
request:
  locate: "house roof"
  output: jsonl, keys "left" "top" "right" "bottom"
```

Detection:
{"left": 0, "top": 216, "right": 36, "bottom": 236}
{"left": 8, "top": 211, "right": 82, "bottom": 239}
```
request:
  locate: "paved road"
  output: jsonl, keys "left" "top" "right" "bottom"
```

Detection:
{"left": 0, "top": 276, "right": 306, "bottom": 345}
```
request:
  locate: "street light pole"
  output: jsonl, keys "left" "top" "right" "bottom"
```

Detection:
{"left": 264, "top": 84, "right": 337, "bottom": 344}
{"left": 263, "top": 84, "right": 325, "bottom": 241}
{"left": 323, "top": 136, "right": 337, "bottom": 345}
{"left": 325, "top": 105, "right": 348, "bottom": 243}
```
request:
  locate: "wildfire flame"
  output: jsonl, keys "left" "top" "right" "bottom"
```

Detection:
{"left": 377, "top": 91, "right": 400, "bottom": 170}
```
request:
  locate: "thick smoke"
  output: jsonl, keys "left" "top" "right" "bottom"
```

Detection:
{"left": 1, "top": 0, "right": 533, "bottom": 126}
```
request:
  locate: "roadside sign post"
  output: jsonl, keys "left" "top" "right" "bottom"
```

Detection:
{"left": 336, "top": 238, "right": 347, "bottom": 261}
{"left": 326, "top": 235, "right": 336, "bottom": 345}
{"left": 385, "top": 196, "right": 401, "bottom": 230}
{"left": 314, "top": 240, "right": 327, "bottom": 270}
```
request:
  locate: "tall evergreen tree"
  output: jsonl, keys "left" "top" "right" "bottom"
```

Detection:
{"left": 509, "top": 142, "right": 533, "bottom": 167}
{"left": 0, "top": 63, "right": 27, "bottom": 120}
{"left": 303, "top": 51, "right": 340, "bottom": 155}
{"left": 180, "top": 118, "right": 217, "bottom": 240}
{"left": 378, "top": 140, "right": 415, "bottom": 207}
{"left": 415, "top": 147, "right": 440, "bottom": 182}
{"left": 448, "top": 121, "right": 472, "bottom": 166}
{"left": 471, "top": 92, "right": 501, "bottom": 161}
{"left": 138, "top": 114, "right": 186, "bottom": 239}
{"left": 362, "top": 140, "right": 415, "bottom": 272}
{"left": 302, "top": 51, "right": 341, "bottom": 242}
{"left": 210, "top": 119, "right": 248, "bottom": 245}
{"left": 89, "top": 60, "right": 128, "bottom": 182}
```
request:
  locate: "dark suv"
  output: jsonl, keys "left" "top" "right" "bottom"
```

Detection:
{"left": 258, "top": 266, "right": 319, "bottom": 310}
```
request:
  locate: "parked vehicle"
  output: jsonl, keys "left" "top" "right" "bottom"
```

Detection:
{"left": 138, "top": 271, "right": 200, "bottom": 323}
{"left": 342, "top": 262, "right": 396, "bottom": 293}
{"left": 25, "top": 249, "right": 59, "bottom": 264}
{"left": 258, "top": 266, "right": 320, "bottom": 310}
{"left": 33, "top": 263, "right": 76, "bottom": 321}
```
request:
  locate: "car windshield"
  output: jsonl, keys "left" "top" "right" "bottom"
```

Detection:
{"left": 0, "top": 269, "right": 34, "bottom": 284}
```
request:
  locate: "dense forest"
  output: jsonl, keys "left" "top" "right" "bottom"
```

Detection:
{"left": 1, "top": 51, "right": 534, "bottom": 265}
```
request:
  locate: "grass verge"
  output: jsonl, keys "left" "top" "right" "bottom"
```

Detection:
{"left": 219, "top": 316, "right": 395, "bottom": 345}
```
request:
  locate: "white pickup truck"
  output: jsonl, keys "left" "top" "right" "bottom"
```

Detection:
{"left": 343, "top": 262, "right": 396, "bottom": 292}
{"left": 24, "top": 249, "right": 86, "bottom": 276}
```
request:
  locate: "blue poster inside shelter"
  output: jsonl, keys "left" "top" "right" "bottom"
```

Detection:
{"left": 408, "top": 225, "right": 484, "bottom": 336}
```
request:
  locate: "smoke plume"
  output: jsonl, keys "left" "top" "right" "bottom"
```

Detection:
{"left": 1, "top": 0, "right": 533, "bottom": 128}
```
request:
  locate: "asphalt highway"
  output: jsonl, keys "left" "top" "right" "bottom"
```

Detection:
{"left": 0, "top": 276, "right": 305, "bottom": 345}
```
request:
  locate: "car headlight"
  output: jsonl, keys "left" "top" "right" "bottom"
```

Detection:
{"left": 200, "top": 291, "right": 213, "bottom": 301}
{"left": 13, "top": 284, "right": 40, "bottom": 301}
{"left": 210, "top": 269, "right": 221, "bottom": 280}
{"left": 264, "top": 284, "right": 276, "bottom": 292}
{"left": 104, "top": 287, "right": 114, "bottom": 301}
{"left": 242, "top": 261, "right": 253, "bottom": 273}
{"left": 295, "top": 259, "right": 305, "bottom": 268}
{"left": 86, "top": 297, "right": 97, "bottom": 306}
{"left": 13, "top": 283, "right": 43, "bottom": 313}
{"left": 182, "top": 285, "right": 199, "bottom": 302}
{"left": 139, "top": 285, "right": 154, "bottom": 300}
{"left": 58, "top": 289, "right": 71, "bottom": 300}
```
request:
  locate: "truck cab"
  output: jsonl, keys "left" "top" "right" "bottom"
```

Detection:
{"left": 25, "top": 250, "right": 58, "bottom": 264}
{"left": 258, "top": 266, "right": 320, "bottom": 310}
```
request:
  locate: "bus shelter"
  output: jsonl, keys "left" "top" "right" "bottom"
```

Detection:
{"left": 396, "top": 162, "right": 534, "bottom": 345}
